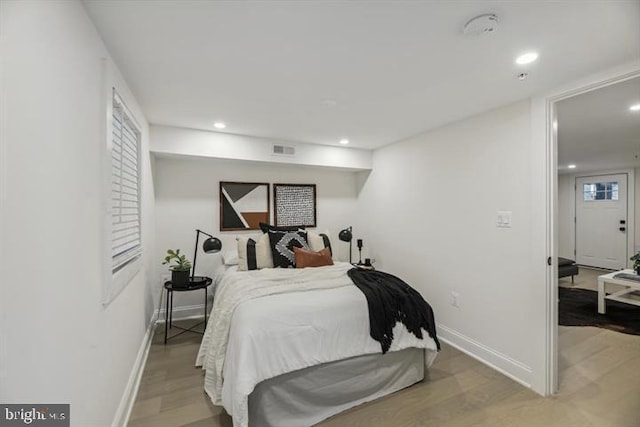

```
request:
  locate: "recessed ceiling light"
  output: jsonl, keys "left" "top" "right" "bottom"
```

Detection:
{"left": 339, "top": 139, "right": 349, "bottom": 145}
{"left": 515, "top": 52, "right": 538, "bottom": 65}
{"left": 213, "top": 122, "right": 226, "bottom": 129}
{"left": 630, "top": 104, "right": 640, "bottom": 112}
{"left": 568, "top": 164, "right": 577, "bottom": 169}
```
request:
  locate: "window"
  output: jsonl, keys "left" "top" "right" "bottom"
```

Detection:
{"left": 583, "top": 182, "right": 619, "bottom": 201}
{"left": 111, "top": 90, "right": 141, "bottom": 272}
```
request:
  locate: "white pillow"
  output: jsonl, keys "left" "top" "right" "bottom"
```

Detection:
{"left": 222, "top": 250, "right": 239, "bottom": 266}
{"left": 307, "top": 231, "right": 333, "bottom": 257}
{"left": 237, "top": 233, "right": 274, "bottom": 271}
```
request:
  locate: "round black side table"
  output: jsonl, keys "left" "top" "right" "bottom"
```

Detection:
{"left": 164, "top": 276, "right": 213, "bottom": 344}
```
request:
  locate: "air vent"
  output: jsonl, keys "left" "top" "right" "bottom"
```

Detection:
{"left": 273, "top": 145, "right": 295, "bottom": 156}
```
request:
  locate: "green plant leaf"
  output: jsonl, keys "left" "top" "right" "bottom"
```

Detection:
{"left": 161, "top": 248, "right": 191, "bottom": 269}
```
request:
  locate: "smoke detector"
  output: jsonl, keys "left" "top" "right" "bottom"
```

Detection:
{"left": 463, "top": 14, "right": 499, "bottom": 36}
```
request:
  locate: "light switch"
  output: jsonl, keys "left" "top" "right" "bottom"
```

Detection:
{"left": 497, "top": 211, "right": 512, "bottom": 228}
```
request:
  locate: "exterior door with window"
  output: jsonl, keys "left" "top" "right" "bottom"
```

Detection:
{"left": 575, "top": 174, "right": 627, "bottom": 270}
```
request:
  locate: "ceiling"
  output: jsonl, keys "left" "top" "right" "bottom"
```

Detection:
{"left": 84, "top": 1, "right": 640, "bottom": 150}
{"left": 558, "top": 76, "right": 640, "bottom": 174}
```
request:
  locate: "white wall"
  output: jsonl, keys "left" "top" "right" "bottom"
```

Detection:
{"left": 558, "top": 174, "right": 574, "bottom": 259}
{"left": 154, "top": 152, "right": 359, "bottom": 312}
{"left": 356, "top": 100, "right": 544, "bottom": 390}
{"left": 635, "top": 168, "right": 640, "bottom": 254}
{"left": 0, "top": 1, "right": 155, "bottom": 426}
{"left": 151, "top": 125, "right": 372, "bottom": 171}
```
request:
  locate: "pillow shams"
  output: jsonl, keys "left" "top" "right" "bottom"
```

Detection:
{"left": 222, "top": 250, "right": 239, "bottom": 266}
{"left": 237, "top": 234, "right": 273, "bottom": 271}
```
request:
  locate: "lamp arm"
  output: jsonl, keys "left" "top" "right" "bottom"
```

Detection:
{"left": 349, "top": 226, "right": 353, "bottom": 264}
{"left": 196, "top": 229, "right": 215, "bottom": 239}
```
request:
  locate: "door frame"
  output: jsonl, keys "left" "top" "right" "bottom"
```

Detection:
{"left": 571, "top": 170, "right": 635, "bottom": 269}
{"left": 532, "top": 62, "right": 640, "bottom": 396}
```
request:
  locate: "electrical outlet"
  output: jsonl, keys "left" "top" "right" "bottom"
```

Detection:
{"left": 450, "top": 291, "right": 460, "bottom": 308}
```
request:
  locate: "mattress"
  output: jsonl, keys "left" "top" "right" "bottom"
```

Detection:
{"left": 196, "top": 263, "right": 438, "bottom": 427}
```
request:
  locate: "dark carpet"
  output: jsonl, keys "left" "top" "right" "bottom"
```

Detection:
{"left": 559, "top": 287, "right": 640, "bottom": 335}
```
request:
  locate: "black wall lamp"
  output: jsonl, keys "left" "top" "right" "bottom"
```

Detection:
{"left": 339, "top": 226, "right": 353, "bottom": 264}
{"left": 192, "top": 229, "right": 222, "bottom": 280}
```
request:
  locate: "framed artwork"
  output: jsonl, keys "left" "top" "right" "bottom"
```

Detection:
{"left": 220, "top": 182, "right": 270, "bottom": 231}
{"left": 273, "top": 184, "right": 317, "bottom": 227}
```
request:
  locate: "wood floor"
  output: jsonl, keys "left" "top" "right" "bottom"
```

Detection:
{"left": 129, "top": 268, "right": 640, "bottom": 427}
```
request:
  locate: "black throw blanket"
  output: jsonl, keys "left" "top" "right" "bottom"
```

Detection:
{"left": 348, "top": 268, "right": 441, "bottom": 354}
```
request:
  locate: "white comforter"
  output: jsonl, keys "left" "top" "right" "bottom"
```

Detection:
{"left": 196, "top": 262, "right": 438, "bottom": 427}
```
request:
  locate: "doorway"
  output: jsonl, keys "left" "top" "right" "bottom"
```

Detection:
{"left": 546, "top": 70, "right": 640, "bottom": 396}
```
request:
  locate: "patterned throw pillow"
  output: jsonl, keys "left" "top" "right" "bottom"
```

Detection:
{"left": 267, "top": 230, "right": 310, "bottom": 268}
{"left": 259, "top": 222, "right": 306, "bottom": 233}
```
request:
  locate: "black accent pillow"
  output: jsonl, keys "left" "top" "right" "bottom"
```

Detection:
{"left": 319, "top": 233, "right": 332, "bottom": 256}
{"left": 267, "top": 230, "right": 310, "bottom": 268}
{"left": 259, "top": 222, "right": 306, "bottom": 234}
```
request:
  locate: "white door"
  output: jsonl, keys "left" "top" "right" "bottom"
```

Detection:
{"left": 575, "top": 174, "right": 627, "bottom": 269}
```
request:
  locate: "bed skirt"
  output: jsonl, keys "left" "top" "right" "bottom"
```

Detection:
{"left": 247, "top": 347, "right": 425, "bottom": 427}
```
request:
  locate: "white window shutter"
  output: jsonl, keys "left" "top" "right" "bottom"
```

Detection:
{"left": 111, "top": 90, "right": 142, "bottom": 271}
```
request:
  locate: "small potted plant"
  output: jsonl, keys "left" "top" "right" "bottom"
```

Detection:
{"left": 162, "top": 249, "right": 192, "bottom": 288}
{"left": 630, "top": 252, "right": 640, "bottom": 275}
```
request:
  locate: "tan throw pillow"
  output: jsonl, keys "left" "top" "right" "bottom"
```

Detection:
{"left": 294, "top": 247, "right": 334, "bottom": 268}
{"left": 307, "top": 231, "right": 333, "bottom": 257}
{"left": 237, "top": 233, "right": 274, "bottom": 271}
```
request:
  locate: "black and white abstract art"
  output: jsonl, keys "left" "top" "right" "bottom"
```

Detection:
{"left": 273, "top": 184, "right": 317, "bottom": 228}
{"left": 220, "top": 182, "right": 270, "bottom": 231}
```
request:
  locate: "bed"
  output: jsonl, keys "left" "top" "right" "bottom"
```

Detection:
{"left": 196, "top": 261, "right": 439, "bottom": 427}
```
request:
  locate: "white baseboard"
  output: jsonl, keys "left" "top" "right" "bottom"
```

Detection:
{"left": 437, "top": 323, "right": 533, "bottom": 389}
{"left": 155, "top": 303, "right": 207, "bottom": 323}
{"left": 111, "top": 303, "right": 208, "bottom": 426}
{"left": 111, "top": 311, "right": 158, "bottom": 427}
